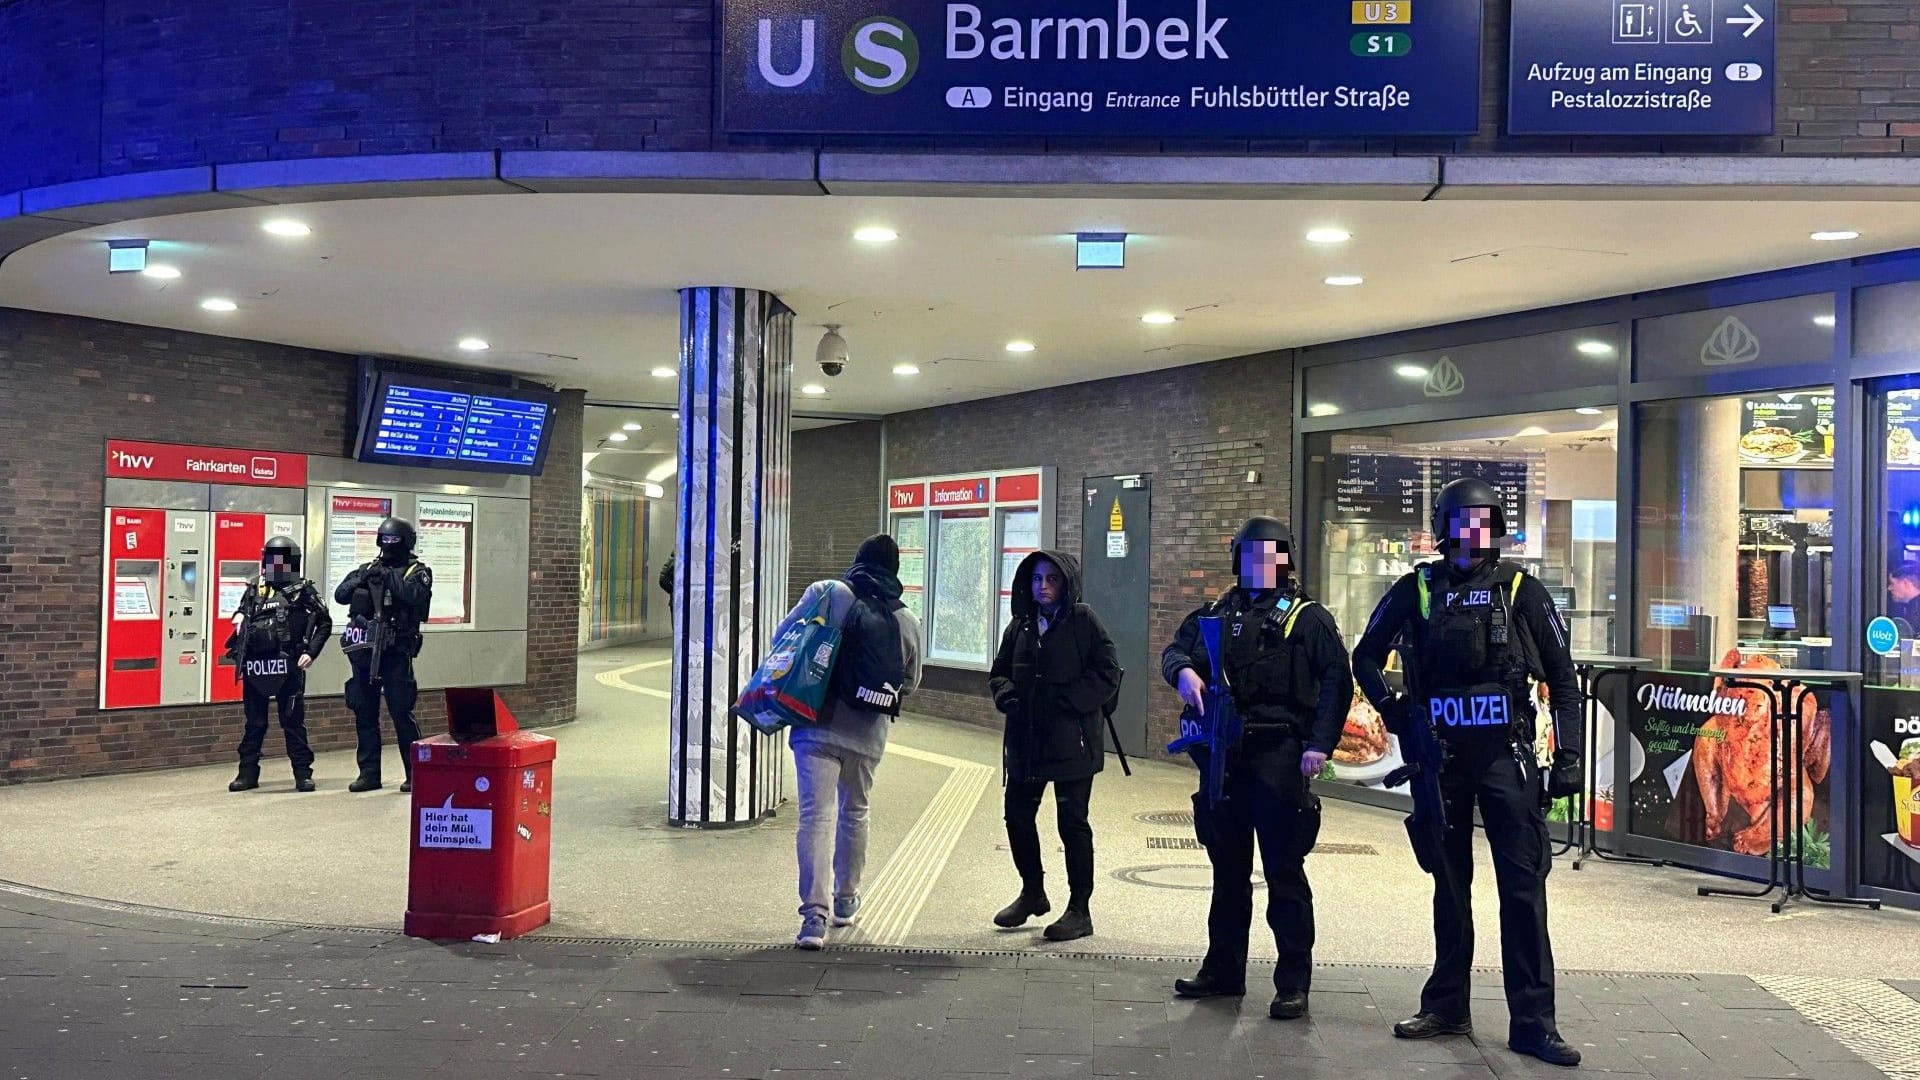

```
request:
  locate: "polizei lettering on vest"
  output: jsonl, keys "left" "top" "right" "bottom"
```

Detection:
{"left": 1636, "top": 683, "right": 1749, "bottom": 716}
{"left": 947, "top": 1, "right": 1229, "bottom": 61}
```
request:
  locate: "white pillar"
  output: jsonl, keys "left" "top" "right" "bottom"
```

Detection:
{"left": 668, "top": 287, "right": 792, "bottom": 827}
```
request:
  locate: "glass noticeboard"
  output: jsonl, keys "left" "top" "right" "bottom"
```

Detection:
{"left": 929, "top": 510, "right": 993, "bottom": 665}
{"left": 893, "top": 514, "right": 928, "bottom": 623}
{"left": 887, "top": 468, "right": 1054, "bottom": 671}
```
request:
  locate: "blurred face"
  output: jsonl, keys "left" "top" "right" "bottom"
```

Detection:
{"left": 1448, "top": 506, "right": 1499, "bottom": 566}
{"left": 1031, "top": 560, "right": 1065, "bottom": 609}
{"left": 1238, "top": 540, "right": 1286, "bottom": 591}
{"left": 1892, "top": 575, "right": 1920, "bottom": 603}
{"left": 262, "top": 549, "right": 298, "bottom": 585}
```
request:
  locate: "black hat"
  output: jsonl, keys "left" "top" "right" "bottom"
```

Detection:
{"left": 1432, "top": 478, "right": 1508, "bottom": 540}
{"left": 1231, "top": 516, "right": 1293, "bottom": 572}
{"left": 852, "top": 533, "right": 900, "bottom": 576}
{"left": 376, "top": 517, "right": 417, "bottom": 563}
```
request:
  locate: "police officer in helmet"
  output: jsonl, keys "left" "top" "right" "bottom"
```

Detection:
{"left": 1160, "top": 516, "right": 1353, "bottom": 1020}
{"left": 1352, "top": 478, "right": 1584, "bottom": 1067}
{"left": 335, "top": 517, "right": 434, "bottom": 793}
{"left": 226, "top": 536, "right": 331, "bottom": 792}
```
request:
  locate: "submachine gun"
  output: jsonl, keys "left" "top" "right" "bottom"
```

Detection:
{"left": 1166, "top": 616, "right": 1243, "bottom": 806}
{"left": 1382, "top": 647, "right": 1468, "bottom": 909}
{"left": 342, "top": 563, "right": 393, "bottom": 689}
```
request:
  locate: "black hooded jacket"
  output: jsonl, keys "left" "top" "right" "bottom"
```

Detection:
{"left": 988, "top": 551, "right": 1122, "bottom": 783}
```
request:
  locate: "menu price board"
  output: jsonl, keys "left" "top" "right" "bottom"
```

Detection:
{"left": 1430, "top": 457, "right": 1531, "bottom": 533}
{"left": 1739, "top": 394, "right": 1834, "bottom": 466}
{"left": 1332, "top": 453, "right": 1424, "bottom": 524}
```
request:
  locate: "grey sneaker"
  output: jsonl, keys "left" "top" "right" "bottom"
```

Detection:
{"left": 795, "top": 915, "right": 828, "bottom": 951}
{"left": 831, "top": 895, "right": 860, "bottom": 927}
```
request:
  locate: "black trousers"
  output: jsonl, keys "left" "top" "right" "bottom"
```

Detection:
{"left": 1192, "top": 737, "right": 1317, "bottom": 993}
{"left": 1005, "top": 776, "right": 1095, "bottom": 907}
{"left": 1420, "top": 739, "right": 1558, "bottom": 1042}
{"left": 347, "top": 649, "right": 420, "bottom": 780}
{"left": 238, "top": 669, "right": 313, "bottom": 772}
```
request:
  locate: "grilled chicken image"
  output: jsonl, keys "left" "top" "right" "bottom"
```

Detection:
{"left": 1694, "top": 649, "right": 1831, "bottom": 855}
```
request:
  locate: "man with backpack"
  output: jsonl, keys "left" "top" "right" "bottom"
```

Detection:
{"left": 778, "top": 534, "right": 922, "bottom": 950}
{"left": 988, "top": 551, "right": 1122, "bottom": 943}
{"left": 1161, "top": 516, "right": 1352, "bottom": 1020}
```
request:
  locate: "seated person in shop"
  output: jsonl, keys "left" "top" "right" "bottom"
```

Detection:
{"left": 1889, "top": 562, "right": 1920, "bottom": 631}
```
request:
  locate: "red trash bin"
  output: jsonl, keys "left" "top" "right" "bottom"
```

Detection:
{"left": 404, "top": 688, "right": 556, "bottom": 940}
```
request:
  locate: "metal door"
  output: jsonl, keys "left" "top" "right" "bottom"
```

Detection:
{"left": 1081, "top": 475, "right": 1151, "bottom": 759}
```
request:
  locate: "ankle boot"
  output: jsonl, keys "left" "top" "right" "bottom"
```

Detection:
{"left": 993, "top": 889, "right": 1051, "bottom": 928}
{"left": 348, "top": 773, "right": 382, "bottom": 793}
{"left": 293, "top": 768, "right": 316, "bottom": 793}
{"left": 1043, "top": 905, "right": 1093, "bottom": 942}
{"left": 228, "top": 765, "right": 260, "bottom": 793}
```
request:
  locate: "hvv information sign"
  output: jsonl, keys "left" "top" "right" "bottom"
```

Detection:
{"left": 721, "top": 0, "right": 1484, "bottom": 137}
{"left": 1508, "top": 0, "right": 1775, "bottom": 134}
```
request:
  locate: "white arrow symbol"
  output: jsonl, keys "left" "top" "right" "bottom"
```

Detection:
{"left": 1727, "top": 3, "right": 1766, "bottom": 37}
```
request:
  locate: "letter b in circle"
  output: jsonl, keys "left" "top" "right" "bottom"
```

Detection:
{"left": 843, "top": 16, "right": 919, "bottom": 94}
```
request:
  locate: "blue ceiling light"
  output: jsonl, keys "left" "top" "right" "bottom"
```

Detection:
{"left": 1076, "top": 232, "right": 1127, "bottom": 270}
{"left": 107, "top": 239, "right": 148, "bottom": 273}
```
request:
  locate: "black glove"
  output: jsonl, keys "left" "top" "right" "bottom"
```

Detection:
{"left": 1379, "top": 694, "right": 1416, "bottom": 737}
{"left": 1546, "top": 750, "right": 1582, "bottom": 799}
{"left": 993, "top": 691, "right": 1021, "bottom": 717}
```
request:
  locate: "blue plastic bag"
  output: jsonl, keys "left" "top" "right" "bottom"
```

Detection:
{"left": 733, "top": 587, "right": 841, "bottom": 734}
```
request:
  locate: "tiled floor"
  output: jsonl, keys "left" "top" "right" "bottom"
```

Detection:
{"left": 0, "top": 888, "right": 1903, "bottom": 1080}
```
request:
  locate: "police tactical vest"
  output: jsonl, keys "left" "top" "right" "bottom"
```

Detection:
{"left": 245, "top": 583, "right": 299, "bottom": 658}
{"left": 1413, "top": 562, "right": 1531, "bottom": 736}
{"left": 1218, "top": 592, "right": 1320, "bottom": 729}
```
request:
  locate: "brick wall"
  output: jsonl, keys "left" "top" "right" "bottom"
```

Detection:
{"left": 788, "top": 421, "right": 882, "bottom": 607}
{"left": 878, "top": 352, "right": 1290, "bottom": 753}
{"left": 0, "top": 308, "right": 582, "bottom": 783}
{"left": 4, "top": 0, "right": 1920, "bottom": 196}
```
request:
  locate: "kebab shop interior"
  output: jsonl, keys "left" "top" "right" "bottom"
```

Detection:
{"left": 1293, "top": 255, "right": 1920, "bottom": 910}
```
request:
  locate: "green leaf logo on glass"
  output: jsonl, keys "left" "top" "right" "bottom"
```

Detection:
{"left": 844, "top": 16, "right": 919, "bottom": 94}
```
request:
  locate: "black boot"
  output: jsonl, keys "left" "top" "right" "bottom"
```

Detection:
{"left": 399, "top": 773, "right": 413, "bottom": 794}
{"left": 1510, "top": 1033, "right": 1582, "bottom": 1067}
{"left": 1042, "top": 906, "right": 1093, "bottom": 942}
{"left": 994, "top": 890, "right": 1051, "bottom": 928}
{"left": 228, "top": 765, "right": 260, "bottom": 793}
{"left": 348, "top": 773, "right": 382, "bottom": 793}
{"left": 1269, "top": 990, "right": 1309, "bottom": 1020}
{"left": 1173, "top": 973, "right": 1245, "bottom": 999}
{"left": 1395, "top": 1013, "right": 1473, "bottom": 1040}
{"left": 293, "top": 769, "right": 316, "bottom": 793}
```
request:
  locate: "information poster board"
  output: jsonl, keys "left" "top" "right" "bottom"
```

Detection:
{"left": 326, "top": 493, "right": 393, "bottom": 624}
{"left": 930, "top": 510, "right": 993, "bottom": 665}
{"left": 894, "top": 514, "right": 928, "bottom": 623}
{"left": 888, "top": 469, "right": 1052, "bottom": 670}
{"left": 1626, "top": 664, "right": 1835, "bottom": 868}
{"left": 999, "top": 509, "right": 1042, "bottom": 641}
{"left": 417, "top": 498, "right": 475, "bottom": 626}
{"left": 1861, "top": 687, "right": 1920, "bottom": 895}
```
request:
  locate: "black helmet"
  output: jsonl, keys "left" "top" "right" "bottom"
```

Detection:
{"left": 376, "top": 517, "right": 417, "bottom": 563}
{"left": 262, "top": 535, "right": 302, "bottom": 585}
{"left": 1231, "top": 516, "right": 1294, "bottom": 574}
{"left": 1432, "top": 477, "right": 1508, "bottom": 541}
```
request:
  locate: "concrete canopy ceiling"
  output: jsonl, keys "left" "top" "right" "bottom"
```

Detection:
{"left": 4, "top": 192, "right": 1918, "bottom": 417}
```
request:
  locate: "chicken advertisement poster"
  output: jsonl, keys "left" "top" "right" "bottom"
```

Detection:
{"left": 1860, "top": 687, "right": 1920, "bottom": 895}
{"left": 1627, "top": 650, "right": 1835, "bottom": 868}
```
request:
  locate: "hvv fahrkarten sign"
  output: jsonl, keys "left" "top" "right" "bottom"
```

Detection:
{"left": 720, "top": 0, "right": 1484, "bottom": 137}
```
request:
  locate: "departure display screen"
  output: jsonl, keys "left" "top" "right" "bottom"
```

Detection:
{"left": 355, "top": 373, "right": 556, "bottom": 475}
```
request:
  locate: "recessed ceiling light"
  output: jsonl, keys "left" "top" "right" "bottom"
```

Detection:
{"left": 262, "top": 219, "right": 311, "bottom": 237}
{"left": 1810, "top": 230, "right": 1860, "bottom": 242}
{"left": 1309, "top": 403, "right": 1341, "bottom": 417}
{"left": 1576, "top": 340, "right": 1616, "bottom": 357}
{"left": 1323, "top": 275, "right": 1364, "bottom": 287}
{"left": 651, "top": 367, "right": 676, "bottom": 379}
{"left": 1516, "top": 425, "right": 1551, "bottom": 437}
{"left": 671, "top": 411, "right": 679, "bottom": 420}
{"left": 622, "top": 422, "right": 642, "bottom": 431}
{"left": 1814, "top": 314, "right": 1836, "bottom": 328}
{"left": 458, "top": 337, "right": 489, "bottom": 352}
{"left": 199, "top": 298, "right": 237, "bottom": 312}
{"left": 142, "top": 265, "right": 181, "bottom": 280}
{"left": 854, "top": 226, "right": 898, "bottom": 244}
{"left": 608, "top": 432, "right": 628, "bottom": 443}
{"left": 1006, "top": 341, "right": 1036, "bottom": 353}
{"left": 1576, "top": 407, "right": 1605, "bottom": 416}
{"left": 801, "top": 384, "right": 827, "bottom": 396}
{"left": 1395, "top": 364, "right": 1429, "bottom": 379}
{"left": 1141, "top": 312, "right": 1177, "bottom": 325}
{"left": 1306, "top": 227, "right": 1352, "bottom": 245}
{"left": 893, "top": 364, "right": 920, "bottom": 376}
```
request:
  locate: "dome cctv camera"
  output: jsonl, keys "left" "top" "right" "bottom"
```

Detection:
{"left": 816, "top": 325, "right": 850, "bottom": 378}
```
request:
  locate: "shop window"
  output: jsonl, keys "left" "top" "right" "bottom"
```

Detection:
{"left": 1632, "top": 390, "right": 1835, "bottom": 676}
{"left": 1634, "top": 295, "right": 1834, "bottom": 383}
{"left": 1301, "top": 327, "right": 1619, "bottom": 418}
{"left": 1864, "top": 380, "right": 1920, "bottom": 895}
{"left": 1855, "top": 280, "right": 1920, "bottom": 358}
{"left": 1302, "top": 406, "right": 1618, "bottom": 796}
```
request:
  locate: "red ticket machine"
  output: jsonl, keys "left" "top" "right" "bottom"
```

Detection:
{"left": 209, "top": 512, "right": 306, "bottom": 702}
{"left": 405, "top": 689, "right": 556, "bottom": 940}
{"left": 101, "top": 508, "right": 168, "bottom": 708}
